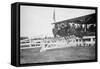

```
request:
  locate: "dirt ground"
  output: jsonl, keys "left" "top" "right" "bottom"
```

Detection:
{"left": 20, "top": 46, "right": 95, "bottom": 64}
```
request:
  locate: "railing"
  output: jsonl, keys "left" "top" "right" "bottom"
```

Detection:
{"left": 20, "top": 36, "right": 96, "bottom": 52}
{"left": 20, "top": 43, "right": 41, "bottom": 49}
{"left": 40, "top": 40, "right": 95, "bottom": 52}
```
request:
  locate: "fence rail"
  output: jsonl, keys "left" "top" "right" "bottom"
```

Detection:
{"left": 20, "top": 36, "right": 95, "bottom": 52}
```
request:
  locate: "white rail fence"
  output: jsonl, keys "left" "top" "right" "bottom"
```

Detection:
{"left": 20, "top": 36, "right": 95, "bottom": 52}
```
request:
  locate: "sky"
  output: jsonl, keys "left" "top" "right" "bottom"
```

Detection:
{"left": 20, "top": 6, "right": 95, "bottom": 38}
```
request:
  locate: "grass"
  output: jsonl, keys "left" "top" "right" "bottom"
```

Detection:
{"left": 20, "top": 46, "right": 95, "bottom": 64}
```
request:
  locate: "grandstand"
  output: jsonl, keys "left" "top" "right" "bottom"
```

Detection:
{"left": 52, "top": 13, "right": 96, "bottom": 37}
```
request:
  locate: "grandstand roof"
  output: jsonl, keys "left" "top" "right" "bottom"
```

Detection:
{"left": 52, "top": 13, "right": 96, "bottom": 24}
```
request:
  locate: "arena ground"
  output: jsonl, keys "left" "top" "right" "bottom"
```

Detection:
{"left": 20, "top": 46, "right": 95, "bottom": 64}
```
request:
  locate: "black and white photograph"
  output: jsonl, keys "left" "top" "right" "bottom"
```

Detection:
{"left": 20, "top": 4, "right": 97, "bottom": 64}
